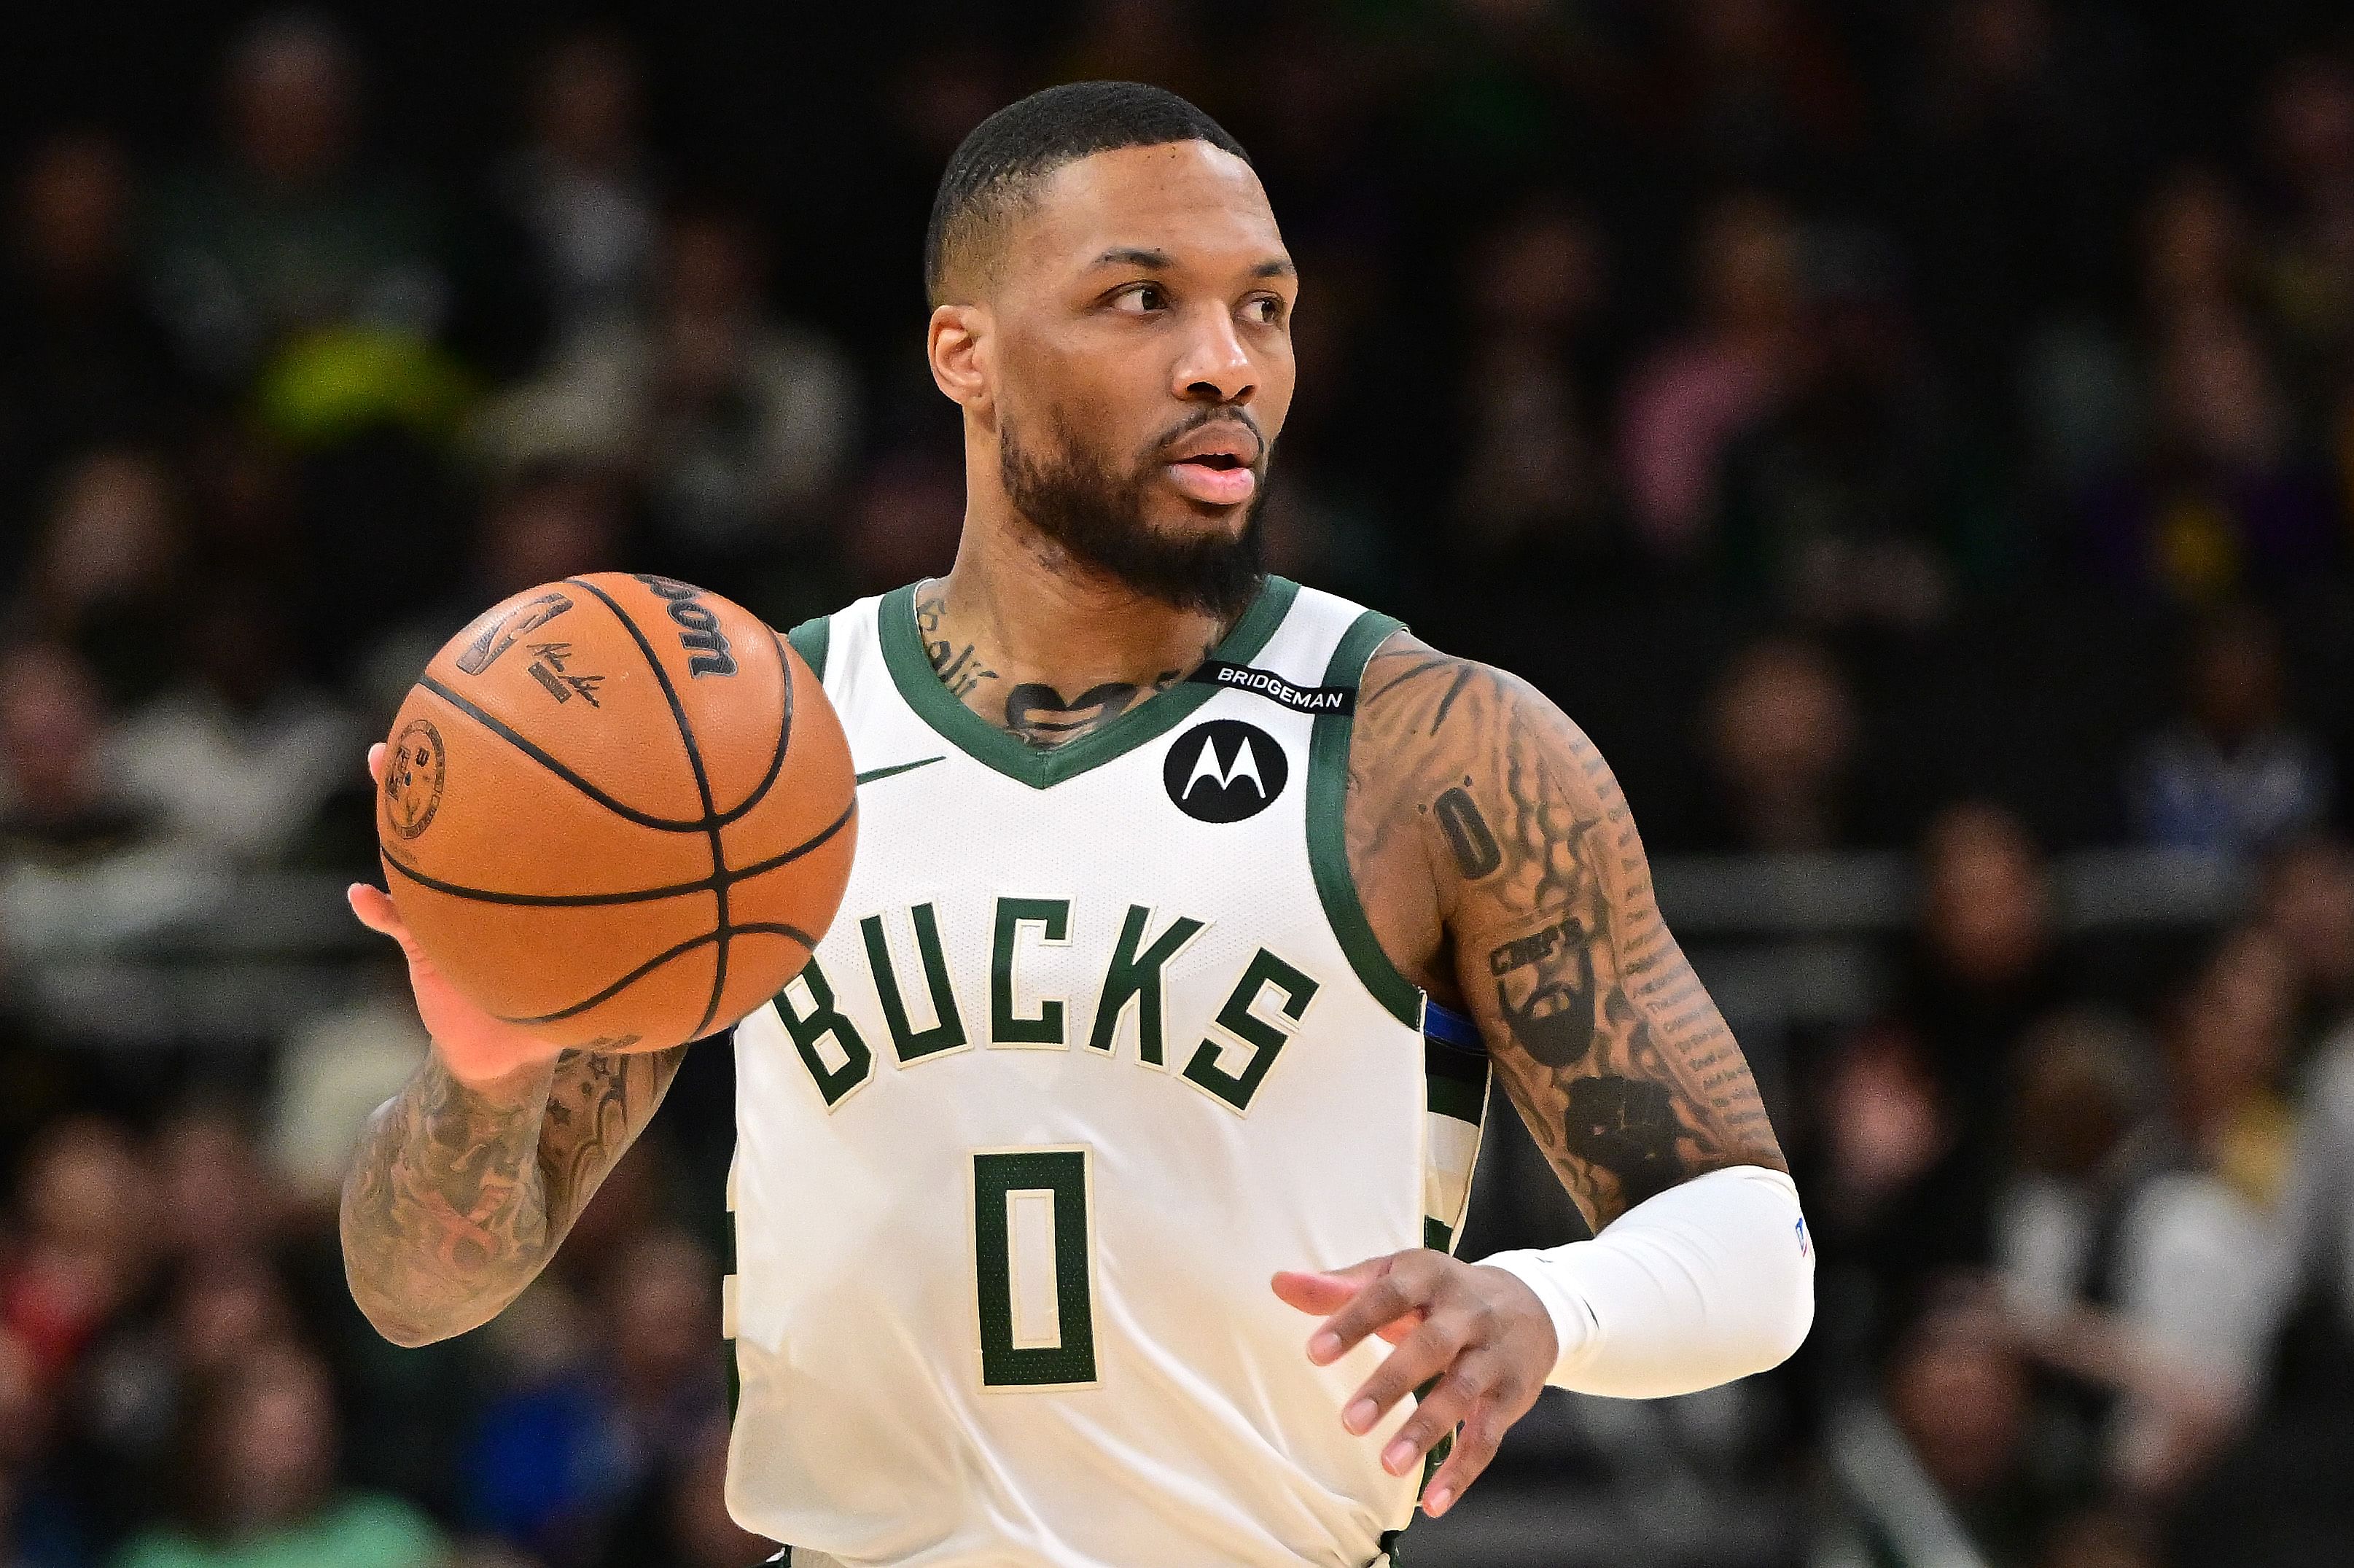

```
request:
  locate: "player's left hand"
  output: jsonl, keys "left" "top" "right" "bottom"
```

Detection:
{"left": 1272, "top": 1252, "right": 1556, "bottom": 1518}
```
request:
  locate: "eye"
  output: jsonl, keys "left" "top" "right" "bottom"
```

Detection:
{"left": 1244, "top": 295, "right": 1287, "bottom": 327}
{"left": 1110, "top": 282, "right": 1168, "bottom": 313}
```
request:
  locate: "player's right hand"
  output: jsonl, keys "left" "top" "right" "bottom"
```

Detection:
{"left": 351, "top": 742, "right": 565, "bottom": 1091}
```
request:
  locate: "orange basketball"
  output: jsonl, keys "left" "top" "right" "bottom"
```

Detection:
{"left": 375, "top": 573, "right": 856, "bottom": 1053}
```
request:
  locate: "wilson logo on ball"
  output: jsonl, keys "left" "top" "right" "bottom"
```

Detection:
{"left": 634, "top": 574, "right": 738, "bottom": 677}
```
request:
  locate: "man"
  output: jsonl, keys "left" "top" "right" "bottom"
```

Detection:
{"left": 340, "top": 83, "right": 1813, "bottom": 1567}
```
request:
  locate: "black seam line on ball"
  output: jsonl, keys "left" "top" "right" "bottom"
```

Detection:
{"left": 417, "top": 624, "right": 796, "bottom": 834}
{"left": 494, "top": 922, "right": 818, "bottom": 1027}
{"left": 552, "top": 586, "right": 798, "bottom": 830}
{"left": 565, "top": 577, "right": 733, "bottom": 1039}
{"left": 704, "top": 624, "right": 795, "bottom": 828}
{"left": 416, "top": 676, "right": 709, "bottom": 831}
{"left": 376, "top": 796, "right": 854, "bottom": 907}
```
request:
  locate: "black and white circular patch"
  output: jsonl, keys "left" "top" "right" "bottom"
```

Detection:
{"left": 1164, "top": 719, "right": 1287, "bottom": 823}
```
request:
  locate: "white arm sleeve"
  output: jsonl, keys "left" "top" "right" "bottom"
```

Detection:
{"left": 1476, "top": 1164, "right": 1815, "bottom": 1398}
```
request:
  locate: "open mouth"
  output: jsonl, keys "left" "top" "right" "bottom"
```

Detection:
{"left": 1162, "top": 424, "right": 1262, "bottom": 504}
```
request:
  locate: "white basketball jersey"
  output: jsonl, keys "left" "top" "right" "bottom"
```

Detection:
{"left": 725, "top": 577, "right": 1490, "bottom": 1567}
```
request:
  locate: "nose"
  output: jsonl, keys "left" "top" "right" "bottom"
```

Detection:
{"left": 1172, "top": 302, "right": 1256, "bottom": 407}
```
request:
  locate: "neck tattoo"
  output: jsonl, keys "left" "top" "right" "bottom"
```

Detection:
{"left": 914, "top": 587, "right": 1208, "bottom": 752}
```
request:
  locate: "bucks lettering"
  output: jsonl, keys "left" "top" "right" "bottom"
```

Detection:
{"left": 773, "top": 898, "right": 1318, "bottom": 1115}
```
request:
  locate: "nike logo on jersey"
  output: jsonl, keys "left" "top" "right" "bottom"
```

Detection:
{"left": 856, "top": 756, "right": 946, "bottom": 786}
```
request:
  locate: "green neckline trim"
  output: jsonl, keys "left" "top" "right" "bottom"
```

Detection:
{"left": 1305, "top": 608, "right": 1423, "bottom": 1029}
{"left": 876, "top": 576, "right": 1300, "bottom": 790}
{"left": 785, "top": 616, "right": 830, "bottom": 681}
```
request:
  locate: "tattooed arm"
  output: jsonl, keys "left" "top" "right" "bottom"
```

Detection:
{"left": 341, "top": 1043, "right": 685, "bottom": 1346}
{"left": 1349, "top": 635, "right": 1785, "bottom": 1228}
{"left": 339, "top": 742, "right": 685, "bottom": 1346}
{"left": 1277, "top": 633, "right": 1798, "bottom": 1516}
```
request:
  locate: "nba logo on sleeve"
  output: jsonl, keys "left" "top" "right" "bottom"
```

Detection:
{"left": 1164, "top": 720, "right": 1287, "bottom": 823}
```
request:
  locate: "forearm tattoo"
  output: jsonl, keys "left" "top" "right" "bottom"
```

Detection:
{"left": 1349, "top": 639, "right": 1783, "bottom": 1229}
{"left": 340, "top": 1045, "right": 685, "bottom": 1343}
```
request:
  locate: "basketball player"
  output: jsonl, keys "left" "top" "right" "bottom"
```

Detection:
{"left": 340, "top": 84, "right": 1813, "bottom": 1567}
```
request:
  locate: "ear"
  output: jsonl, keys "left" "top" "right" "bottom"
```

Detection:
{"left": 927, "top": 303, "right": 991, "bottom": 412}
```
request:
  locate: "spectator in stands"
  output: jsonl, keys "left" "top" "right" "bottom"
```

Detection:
{"left": 0, "top": 1327, "right": 86, "bottom": 1568}
{"left": 494, "top": 28, "right": 660, "bottom": 354}
{"left": 359, "top": 461, "right": 625, "bottom": 714}
{"left": 2127, "top": 604, "right": 2332, "bottom": 857}
{"left": 117, "top": 1341, "right": 442, "bottom": 1568}
{"left": 0, "top": 134, "right": 188, "bottom": 574}
{"left": 1995, "top": 1011, "right": 2164, "bottom": 1327}
{"left": 1911, "top": 0, "right": 2137, "bottom": 407}
{"left": 2261, "top": 835, "right": 2354, "bottom": 1051}
{"left": 15, "top": 450, "right": 187, "bottom": 709}
{"left": 143, "top": 15, "right": 449, "bottom": 405}
{"left": 1696, "top": 635, "right": 1860, "bottom": 852}
{"left": 1, "top": 1119, "right": 157, "bottom": 1390}
{"left": 2002, "top": 930, "right": 2297, "bottom": 1506}
{"left": 2081, "top": 171, "right": 2344, "bottom": 601}
{"left": 1449, "top": 200, "right": 1618, "bottom": 570}
{"left": 1618, "top": 193, "right": 1802, "bottom": 560}
{"left": 1898, "top": 802, "right": 2067, "bottom": 1126}
{"left": 2252, "top": 55, "right": 2354, "bottom": 408}
{"left": 1817, "top": 803, "right": 2067, "bottom": 1345}
{"left": 1712, "top": 222, "right": 1978, "bottom": 624}
{"left": 0, "top": 645, "right": 147, "bottom": 872}
{"left": 1815, "top": 1018, "right": 1990, "bottom": 1354}
{"left": 1882, "top": 1303, "right": 2049, "bottom": 1563}
{"left": 464, "top": 1227, "right": 723, "bottom": 1562}
{"left": 103, "top": 585, "right": 357, "bottom": 867}
{"left": 1646, "top": 0, "right": 1866, "bottom": 190}
{"left": 590, "top": 1417, "right": 772, "bottom": 1568}
{"left": 149, "top": 1109, "right": 284, "bottom": 1270}
{"left": 473, "top": 202, "right": 857, "bottom": 580}
{"left": 2249, "top": 985, "right": 2354, "bottom": 1562}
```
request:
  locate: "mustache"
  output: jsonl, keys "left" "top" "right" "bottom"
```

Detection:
{"left": 1147, "top": 407, "right": 1268, "bottom": 467}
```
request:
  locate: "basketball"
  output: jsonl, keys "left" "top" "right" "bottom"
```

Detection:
{"left": 374, "top": 573, "right": 856, "bottom": 1054}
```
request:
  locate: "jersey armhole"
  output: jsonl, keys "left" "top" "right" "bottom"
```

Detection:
{"left": 1304, "top": 609, "right": 1423, "bottom": 1029}
{"left": 785, "top": 615, "right": 830, "bottom": 681}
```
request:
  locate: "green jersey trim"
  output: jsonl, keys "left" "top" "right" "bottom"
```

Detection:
{"left": 786, "top": 615, "right": 831, "bottom": 681}
{"left": 875, "top": 576, "right": 1301, "bottom": 791}
{"left": 1306, "top": 609, "right": 1421, "bottom": 1028}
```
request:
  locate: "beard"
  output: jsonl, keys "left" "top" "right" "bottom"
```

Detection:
{"left": 999, "top": 407, "right": 1267, "bottom": 620}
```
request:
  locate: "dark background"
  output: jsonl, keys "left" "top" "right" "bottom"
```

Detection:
{"left": 5, "top": 2, "right": 2354, "bottom": 1566}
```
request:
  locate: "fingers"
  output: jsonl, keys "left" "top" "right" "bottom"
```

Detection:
{"left": 1341, "top": 1311, "right": 1479, "bottom": 1440}
{"left": 1375, "top": 1349, "right": 1491, "bottom": 1475}
{"left": 1422, "top": 1398, "right": 1513, "bottom": 1517}
{"left": 1271, "top": 1259, "right": 1390, "bottom": 1317}
{"left": 347, "top": 884, "right": 417, "bottom": 957}
{"left": 1307, "top": 1251, "right": 1438, "bottom": 1365}
{"left": 367, "top": 741, "right": 386, "bottom": 786}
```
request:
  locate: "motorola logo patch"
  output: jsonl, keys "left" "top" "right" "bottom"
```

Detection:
{"left": 1164, "top": 719, "right": 1287, "bottom": 823}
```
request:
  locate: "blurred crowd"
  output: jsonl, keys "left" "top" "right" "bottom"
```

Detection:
{"left": 4, "top": 2, "right": 2354, "bottom": 1566}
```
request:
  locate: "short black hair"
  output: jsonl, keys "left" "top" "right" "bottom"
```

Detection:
{"left": 924, "top": 81, "right": 1250, "bottom": 305}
